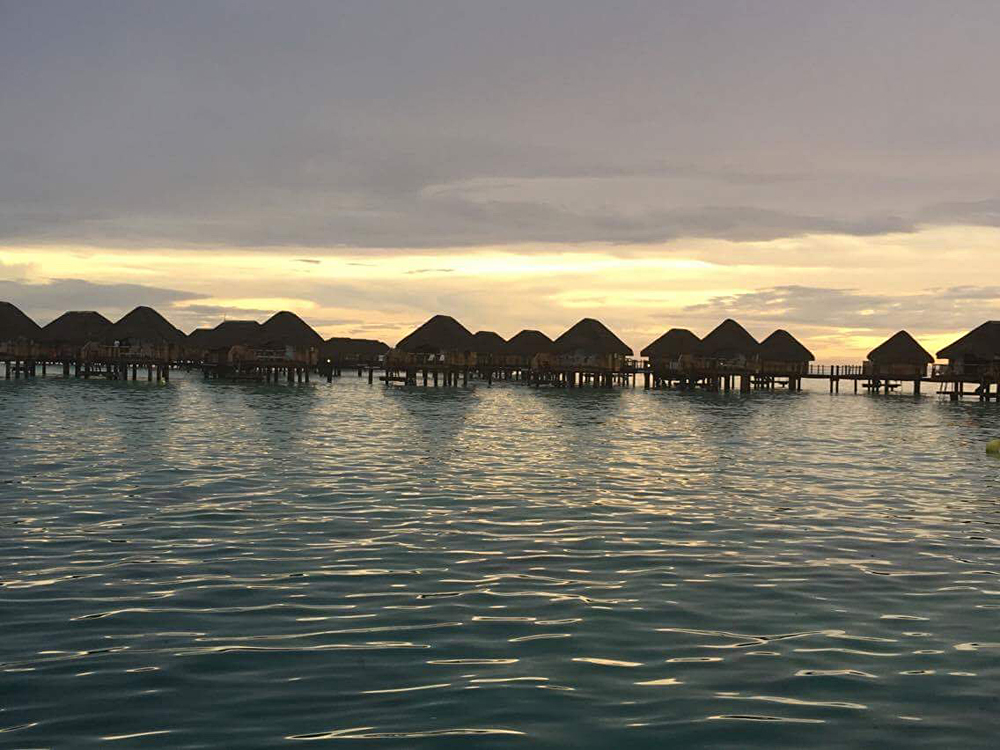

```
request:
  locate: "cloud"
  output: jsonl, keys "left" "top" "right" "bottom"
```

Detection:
{"left": 0, "top": 278, "right": 200, "bottom": 324}
{"left": 685, "top": 285, "right": 1000, "bottom": 336}
{"left": 2, "top": 3, "right": 1000, "bottom": 252}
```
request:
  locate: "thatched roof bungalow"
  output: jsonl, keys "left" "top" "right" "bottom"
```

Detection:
{"left": 320, "top": 337, "right": 390, "bottom": 366}
{"left": 390, "top": 315, "right": 477, "bottom": 366}
{"left": 256, "top": 312, "right": 322, "bottom": 365}
{"left": 540, "top": 318, "right": 632, "bottom": 371}
{"left": 937, "top": 321, "right": 1000, "bottom": 378}
{"left": 866, "top": 330, "right": 932, "bottom": 379}
{"left": 758, "top": 329, "right": 814, "bottom": 374}
{"left": 697, "top": 319, "right": 759, "bottom": 367}
{"left": 98, "top": 306, "right": 187, "bottom": 361}
{"left": 472, "top": 330, "right": 506, "bottom": 366}
{"left": 500, "top": 329, "right": 553, "bottom": 368}
{"left": 0, "top": 301, "right": 42, "bottom": 357}
{"left": 40, "top": 311, "right": 112, "bottom": 358}
{"left": 641, "top": 328, "right": 700, "bottom": 372}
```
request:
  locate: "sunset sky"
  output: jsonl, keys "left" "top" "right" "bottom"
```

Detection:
{"left": 2, "top": 1, "right": 999, "bottom": 361}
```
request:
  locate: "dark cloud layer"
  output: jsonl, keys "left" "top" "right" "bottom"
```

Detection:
{"left": 2, "top": 1, "right": 999, "bottom": 251}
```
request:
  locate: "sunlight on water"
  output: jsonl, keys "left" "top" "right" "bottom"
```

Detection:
{"left": 1, "top": 373, "right": 999, "bottom": 747}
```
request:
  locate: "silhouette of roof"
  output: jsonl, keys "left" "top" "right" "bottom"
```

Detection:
{"left": 210, "top": 320, "right": 263, "bottom": 348}
{"left": 321, "top": 337, "right": 390, "bottom": 357}
{"left": 759, "top": 329, "right": 814, "bottom": 362}
{"left": 258, "top": 312, "right": 323, "bottom": 348}
{"left": 395, "top": 315, "right": 476, "bottom": 353}
{"left": 501, "top": 329, "right": 553, "bottom": 356}
{"left": 867, "top": 331, "right": 933, "bottom": 365}
{"left": 0, "top": 301, "right": 42, "bottom": 341}
{"left": 472, "top": 330, "right": 506, "bottom": 354}
{"left": 40, "top": 311, "right": 112, "bottom": 344}
{"left": 937, "top": 321, "right": 1000, "bottom": 361}
{"left": 698, "top": 319, "right": 759, "bottom": 358}
{"left": 187, "top": 328, "right": 215, "bottom": 349}
{"left": 552, "top": 318, "right": 633, "bottom": 356}
{"left": 641, "top": 328, "right": 700, "bottom": 358}
{"left": 106, "top": 306, "right": 186, "bottom": 345}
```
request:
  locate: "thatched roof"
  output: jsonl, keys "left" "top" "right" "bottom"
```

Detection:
{"left": 395, "top": 315, "right": 476, "bottom": 353}
{"left": 501, "top": 329, "right": 553, "bottom": 357}
{"left": 258, "top": 311, "right": 323, "bottom": 348}
{"left": 867, "top": 330, "right": 933, "bottom": 365}
{"left": 186, "top": 328, "right": 215, "bottom": 349}
{"left": 106, "top": 306, "right": 186, "bottom": 345}
{"left": 552, "top": 318, "right": 633, "bottom": 356}
{"left": 321, "top": 337, "right": 390, "bottom": 357}
{"left": 698, "top": 319, "right": 759, "bottom": 358}
{"left": 759, "top": 329, "right": 814, "bottom": 362}
{"left": 641, "top": 328, "right": 700, "bottom": 358}
{"left": 472, "top": 330, "right": 506, "bottom": 354}
{"left": 0, "top": 301, "right": 42, "bottom": 341}
{"left": 40, "top": 311, "right": 112, "bottom": 344}
{"left": 210, "top": 320, "right": 263, "bottom": 348}
{"left": 937, "top": 321, "right": 1000, "bottom": 361}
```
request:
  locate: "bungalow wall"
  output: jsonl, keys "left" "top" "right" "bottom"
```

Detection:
{"left": 760, "top": 359, "right": 809, "bottom": 375}
{"left": 386, "top": 350, "right": 477, "bottom": 368}
{"left": 533, "top": 350, "right": 627, "bottom": 372}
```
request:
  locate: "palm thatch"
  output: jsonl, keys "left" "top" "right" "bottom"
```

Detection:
{"left": 0, "top": 301, "right": 42, "bottom": 341}
{"left": 501, "top": 329, "right": 553, "bottom": 356}
{"left": 321, "top": 337, "right": 390, "bottom": 359}
{"left": 209, "top": 320, "right": 263, "bottom": 348}
{"left": 472, "top": 330, "right": 506, "bottom": 355}
{"left": 867, "top": 331, "right": 933, "bottom": 365}
{"left": 698, "top": 319, "right": 759, "bottom": 359}
{"left": 258, "top": 311, "right": 323, "bottom": 348}
{"left": 40, "top": 311, "right": 112, "bottom": 344}
{"left": 395, "top": 315, "right": 475, "bottom": 353}
{"left": 641, "top": 328, "right": 700, "bottom": 359}
{"left": 937, "top": 321, "right": 1000, "bottom": 361}
{"left": 759, "top": 329, "right": 814, "bottom": 362}
{"left": 186, "top": 328, "right": 215, "bottom": 350}
{"left": 106, "top": 306, "right": 187, "bottom": 345}
{"left": 552, "top": 318, "right": 633, "bottom": 355}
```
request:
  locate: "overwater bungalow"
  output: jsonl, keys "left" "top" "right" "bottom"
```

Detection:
{"left": 320, "top": 337, "right": 390, "bottom": 367}
{"left": 865, "top": 331, "right": 933, "bottom": 380}
{"left": 641, "top": 328, "right": 700, "bottom": 372}
{"left": 500, "top": 329, "right": 553, "bottom": 370}
{"left": 256, "top": 311, "right": 322, "bottom": 366}
{"left": 472, "top": 330, "right": 506, "bottom": 370}
{"left": 537, "top": 318, "right": 632, "bottom": 378}
{"left": 696, "top": 319, "right": 759, "bottom": 370}
{"left": 390, "top": 315, "right": 477, "bottom": 367}
{"left": 94, "top": 306, "right": 187, "bottom": 362}
{"left": 937, "top": 321, "right": 1000, "bottom": 379}
{"left": 758, "top": 329, "right": 814, "bottom": 374}
{"left": 0, "top": 301, "right": 42, "bottom": 359}
{"left": 193, "top": 320, "right": 263, "bottom": 365}
{"left": 40, "top": 311, "right": 112, "bottom": 359}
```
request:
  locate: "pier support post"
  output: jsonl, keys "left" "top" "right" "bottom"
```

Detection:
{"left": 368, "top": 367, "right": 374, "bottom": 385}
{"left": 913, "top": 379, "right": 921, "bottom": 395}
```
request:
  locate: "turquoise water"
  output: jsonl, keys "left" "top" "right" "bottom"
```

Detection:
{"left": 2, "top": 373, "right": 999, "bottom": 748}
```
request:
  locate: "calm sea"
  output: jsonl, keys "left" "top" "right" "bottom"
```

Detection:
{"left": 2, "top": 373, "right": 999, "bottom": 748}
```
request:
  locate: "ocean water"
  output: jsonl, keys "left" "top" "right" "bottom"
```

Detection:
{"left": 1, "top": 372, "right": 999, "bottom": 748}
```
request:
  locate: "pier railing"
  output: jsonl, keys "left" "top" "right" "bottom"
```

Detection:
{"left": 807, "top": 364, "right": 864, "bottom": 377}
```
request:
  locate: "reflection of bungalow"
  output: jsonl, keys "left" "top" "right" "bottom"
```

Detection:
{"left": 256, "top": 312, "right": 322, "bottom": 365}
{"left": 500, "top": 329, "right": 553, "bottom": 369}
{"left": 937, "top": 321, "right": 1000, "bottom": 379}
{"left": 96, "top": 306, "right": 187, "bottom": 361}
{"left": 388, "top": 315, "right": 477, "bottom": 367}
{"left": 40, "top": 311, "right": 112, "bottom": 359}
{"left": 758, "top": 329, "right": 814, "bottom": 374}
{"left": 696, "top": 319, "right": 759, "bottom": 369}
{"left": 472, "top": 331, "right": 506, "bottom": 368}
{"left": 641, "top": 328, "right": 700, "bottom": 373}
{"left": 866, "top": 331, "right": 932, "bottom": 379}
{"left": 539, "top": 318, "right": 632, "bottom": 372}
{"left": 0, "top": 301, "right": 42, "bottom": 358}
{"left": 320, "top": 337, "right": 390, "bottom": 367}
